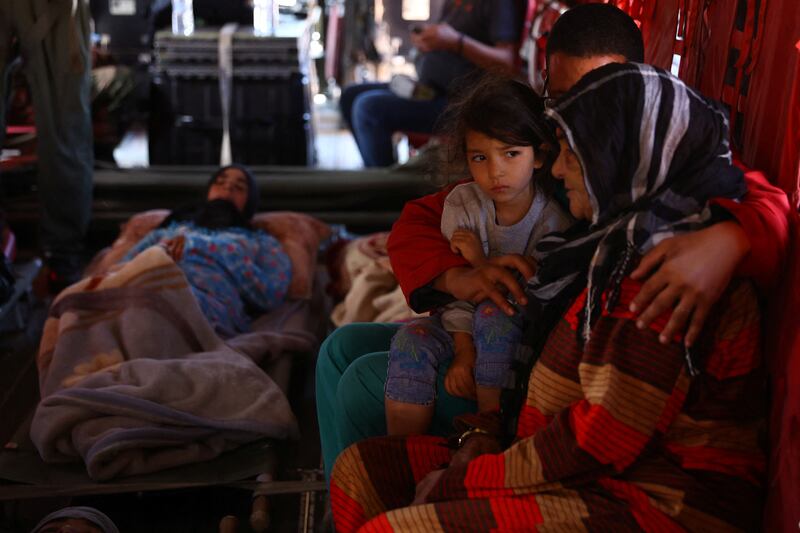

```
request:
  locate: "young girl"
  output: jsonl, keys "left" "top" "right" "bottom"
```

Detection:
{"left": 385, "top": 75, "right": 573, "bottom": 435}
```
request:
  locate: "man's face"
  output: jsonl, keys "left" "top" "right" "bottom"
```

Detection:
{"left": 546, "top": 52, "right": 627, "bottom": 98}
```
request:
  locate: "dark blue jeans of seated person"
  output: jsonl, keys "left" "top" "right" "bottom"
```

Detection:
{"left": 339, "top": 82, "right": 447, "bottom": 167}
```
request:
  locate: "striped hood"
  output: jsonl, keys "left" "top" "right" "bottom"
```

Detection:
{"left": 530, "top": 62, "right": 747, "bottom": 342}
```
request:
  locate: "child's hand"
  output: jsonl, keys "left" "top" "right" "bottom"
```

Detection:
{"left": 161, "top": 235, "right": 186, "bottom": 261}
{"left": 446, "top": 331, "right": 477, "bottom": 399}
{"left": 450, "top": 229, "right": 486, "bottom": 266}
{"left": 445, "top": 360, "right": 476, "bottom": 400}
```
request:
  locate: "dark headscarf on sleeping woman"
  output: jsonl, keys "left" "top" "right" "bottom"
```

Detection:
{"left": 158, "top": 164, "right": 260, "bottom": 230}
{"left": 501, "top": 62, "right": 747, "bottom": 439}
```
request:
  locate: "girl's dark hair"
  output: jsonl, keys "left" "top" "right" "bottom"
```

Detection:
{"left": 434, "top": 71, "right": 558, "bottom": 192}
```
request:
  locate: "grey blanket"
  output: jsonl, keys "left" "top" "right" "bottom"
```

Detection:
{"left": 30, "top": 247, "right": 300, "bottom": 481}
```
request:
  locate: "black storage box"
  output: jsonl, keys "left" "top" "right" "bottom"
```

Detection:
{"left": 90, "top": 0, "right": 154, "bottom": 65}
{"left": 148, "top": 25, "right": 315, "bottom": 166}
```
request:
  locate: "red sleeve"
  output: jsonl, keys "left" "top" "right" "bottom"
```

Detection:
{"left": 711, "top": 166, "right": 790, "bottom": 290}
{"left": 387, "top": 183, "right": 469, "bottom": 311}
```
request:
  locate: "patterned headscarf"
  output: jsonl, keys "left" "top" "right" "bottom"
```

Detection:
{"left": 159, "top": 164, "right": 259, "bottom": 230}
{"left": 502, "top": 62, "right": 746, "bottom": 438}
{"left": 534, "top": 61, "right": 745, "bottom": 341}
{"left": 208, "top": 164, "right": 259, "bottom": 221}
{"left": 32, "top": 506, "right": 119, "bottom": 533}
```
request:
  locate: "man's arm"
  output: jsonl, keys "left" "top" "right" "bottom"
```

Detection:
{"left": 388, "top": 186, "right": 533, "bottom": 315}
{"left": 411, "top": 25, "right": 517, "bottom": 73}
{"left": 630, "top": 168, "right": 791, "bottom": 347}
{"left": 387, "top": 186, "right": 466, "bottom": 311}
{"left": 717, "top": 168, "right": 791, "bottom": 287}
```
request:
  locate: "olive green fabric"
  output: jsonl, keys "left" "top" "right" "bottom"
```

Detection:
{"left": 0, "top": 0, "right": 93, "bottom": 257}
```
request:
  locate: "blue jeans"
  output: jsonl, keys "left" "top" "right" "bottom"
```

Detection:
{"left": 339, "top": 82, "right": 447, "bottom": 167}
{"left": 386, "top": 302, "right": 523, "bottom": 405}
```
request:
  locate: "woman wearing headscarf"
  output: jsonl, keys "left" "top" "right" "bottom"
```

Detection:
{"left": 329, "top": 63, "right": 765, "bottom": 532}
{"left": 122, "top": 164, "right": 291, "bottom": 338}
{"left": 31, "top": 506, "right": 119, "bottom": 533}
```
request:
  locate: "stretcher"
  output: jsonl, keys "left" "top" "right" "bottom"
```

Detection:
{"left": 0, "top": 247, "right": 333, "bottom": 532}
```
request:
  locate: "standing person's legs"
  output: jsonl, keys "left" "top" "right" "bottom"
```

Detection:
{"left": 0, "top": 4, "right": 14, "bottom": 152}
{"left": 350, "top": 89, "right": 447, "bottom": 167}
{"left": 18, "top": 0, "right": 93, "bottom": 283}
{"left": 316, "top": 322, "right": 400, "bottom": 480}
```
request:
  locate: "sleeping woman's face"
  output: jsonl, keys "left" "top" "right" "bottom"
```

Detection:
{"left": 207, "top": 167, "right": 249, "bottom": 213}
{"left": 551, "top": 129, "right": 593, "bottom": 221}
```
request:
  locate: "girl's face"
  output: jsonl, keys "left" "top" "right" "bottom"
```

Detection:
{"left": 551, "top": 129, "right": 593, "bottom": 221}
{"left": 465, "top": 130, "right": 541, "bottom": 208}
{"left": 207, "top": 167, "right": 249, "bottom": 213}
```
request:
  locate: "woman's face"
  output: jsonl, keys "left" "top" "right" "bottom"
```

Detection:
{"left": 551, "top": 130, "right": 593, "bottom": 220}
{"left": 207, "top": 167, "right": 249, "bottom": 213}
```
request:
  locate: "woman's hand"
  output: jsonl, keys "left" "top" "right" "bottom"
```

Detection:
{"left": 451, "top": 432, "right": 502, "bottom": 467}
{"left": 412, "top": 469, "right": 445, "bottom": 505}
{"left": 436, "top": 255, "right": 535, "bottom": 316}
{"left": 450, "top": 229, "right": 486, "bottom": 266}
{"left": 446, "top": 331, "right": 477, "bottom": 399}
{"left": 412, "top": 433, "right": 501, "bottom": 505}
{"left": 410, "top": 23, "right": 461, "bottom": 53}
{"left": 629, "top": 221, "right": 750, "bottom": 346}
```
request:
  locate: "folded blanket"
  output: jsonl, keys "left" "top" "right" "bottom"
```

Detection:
{"left": 30, "top": 246, "right": 300, "bottom": 481}
{"left": 330, "top": 233, "right": 423, "bottom": 326}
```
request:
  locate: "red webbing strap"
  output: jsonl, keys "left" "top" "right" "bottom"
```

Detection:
{"left": 678, "top": 0, "right": 704, "bottom": 85}
{"left": 516, "top": 0, "right": 539, "bottom": 71}
{"left": 726, "top": 1, "right": 768, "bottom": 149}
{"left": 673, "top": 0, "right": 689, "bottom": 58}
{"left": 727, "top": 0, "right": 759, "bottom": 139}
{"left": 642, "top": 0, "right": 656, "bottom": 25}
{"left": 746, "top": 0, "right": 770, "bottom": 75}
{"left": 642, "top": 0, "right": 679, "bottom": 68}
{"left": 778, "top": 40, "right": 800, "bottom": 208}
{"left": 523, "top": 0, "right": 538, "bottom": 38}
{"left": 629, "top": 0, "right": 643, "bottom": 21}
{"left": 763, "top": 210, "right": 800, "bottom": 533}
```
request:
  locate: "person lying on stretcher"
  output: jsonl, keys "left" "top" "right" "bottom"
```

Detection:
{"left": 121, "top": 164, "right": 291, "bottom": 338}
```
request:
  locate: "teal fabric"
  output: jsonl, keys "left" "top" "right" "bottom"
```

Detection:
{"left": 0, "top": 0, "right": 93, "bottom": 257}
{"left": 315, "top": 322, "right": 477, "bottom": 481}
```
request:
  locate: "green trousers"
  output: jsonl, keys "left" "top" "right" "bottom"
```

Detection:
{"left": 0, "top": 0, "right": 93, "bottom": 258}
{"left": 315, "top": 322, "right": 477, "bottom": 481}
